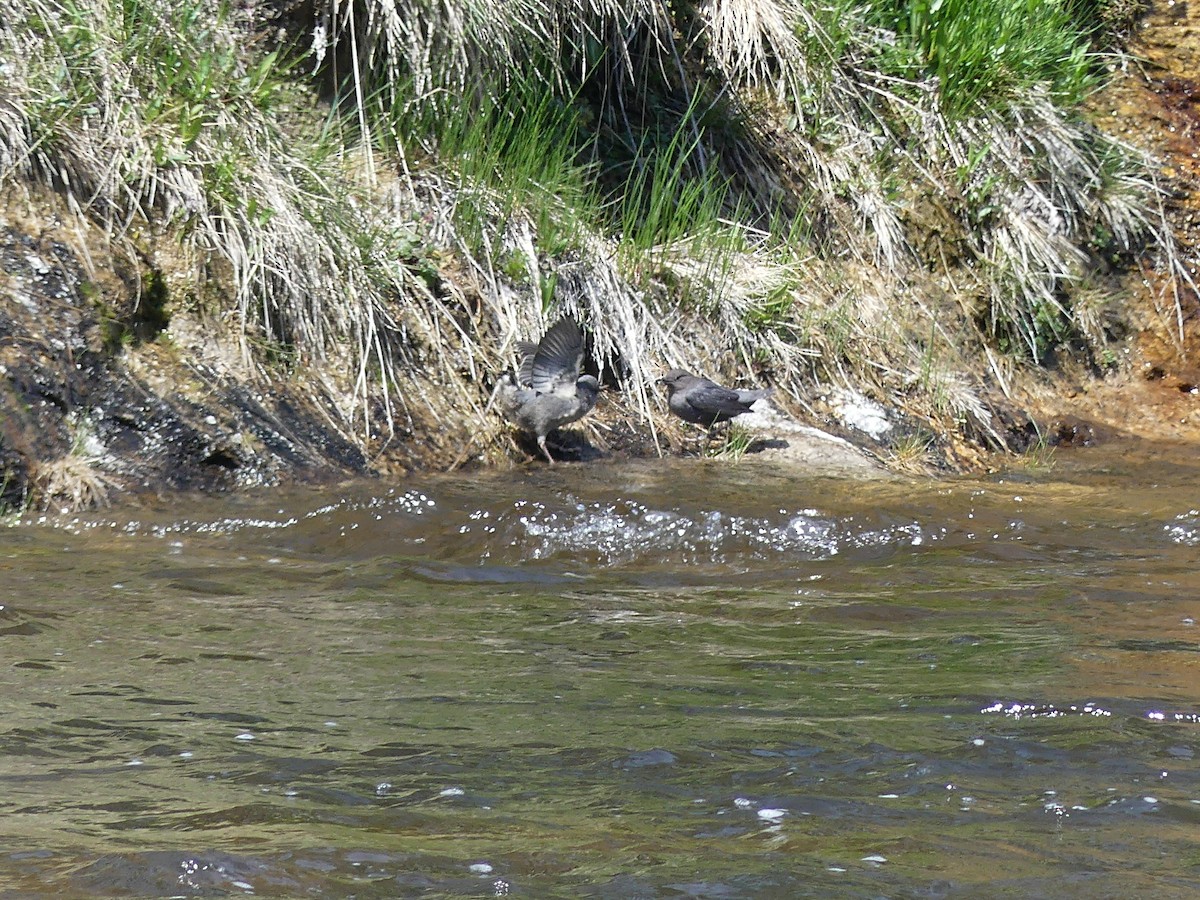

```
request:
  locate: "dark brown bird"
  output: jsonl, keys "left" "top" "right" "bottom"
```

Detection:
{"left": 656, "top": 369, "right": 771, "bottom": 427}
{"left": 496, "top": 317, "right": 600, "bottom": 464}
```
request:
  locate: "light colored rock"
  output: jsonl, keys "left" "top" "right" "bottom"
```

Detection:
{"left": 736, "top": 399, "right": 887, "bottom": 476}
{"left": 827, "top": 387, "right": 893, "bottom": 441}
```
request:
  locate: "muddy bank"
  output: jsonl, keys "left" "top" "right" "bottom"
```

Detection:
{"left": 1065, "top": 0, "right": 1200, "bottom": 443}
{"left": 0, "top": 182, "right": 1166, "bottom": 513}
{"left": 0, "top": 190, "right": 897, "bottom": 512}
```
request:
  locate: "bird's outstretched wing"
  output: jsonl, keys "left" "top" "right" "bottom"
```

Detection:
{"left": 530, "top": 317, "right": 585, "bottom": 397}
{"left": 684, "top": 380, "right": 752, "bottom": 419}
{"left": 515, "top": 340, "right": 539, "bottom": 387}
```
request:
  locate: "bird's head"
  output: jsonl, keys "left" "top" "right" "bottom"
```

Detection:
{"left": 655, "top": 369, "right": 693, "bottom": 395}
{"left": 577, "top": 374, "right": 602, "bottom": 399}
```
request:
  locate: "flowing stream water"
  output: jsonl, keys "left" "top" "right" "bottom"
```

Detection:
{"left": 2, "top": 444, "right": 1199, "bottom": 897}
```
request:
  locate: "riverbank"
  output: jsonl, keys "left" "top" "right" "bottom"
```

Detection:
{"left": 1, "top": 0, "right": 1197, "bottom": 511}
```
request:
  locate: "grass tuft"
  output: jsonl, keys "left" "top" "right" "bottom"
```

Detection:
{"left": 711, "top": 423, "right": 756, "bottom": 461}
{"left": 886, "top": 431, "right": 936, "bottom": 475}
{"left": 31, "top": 415, "right": 118, "bottom": 511}
{"left": 35, "top": 455, "right": 118, "bottom": 512}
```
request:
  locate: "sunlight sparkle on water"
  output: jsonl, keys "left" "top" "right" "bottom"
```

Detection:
{"left": 1148, "top": 710, "right": 1200, "bottom": 722}
{"left": 1165, "top": 510, "right": 1200, "bottom": 545}
{"left": 487, "top": 497, "right": 934, "bottom": 566}
{"left": 981, "top": 701, "right": 1112, "bottom": 719}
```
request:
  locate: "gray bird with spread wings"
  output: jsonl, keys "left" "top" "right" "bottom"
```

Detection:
{"left": 496, "top": 317, "right": 601, "bottom": 464}
{"left": 656, "top": 369, "right": 772, "bottom": 428}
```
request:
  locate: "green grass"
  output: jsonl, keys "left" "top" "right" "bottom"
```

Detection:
{"left": 881, "top": 0, "right": 1096, "bottom": 115}
{"left": 324, "top": 0, "right": 1165, "bottom": 382}
{"left": 120, "top": 0, "right": 289, "bottom": 159}
{"left": 23, "top": 0, "right": 295, "bottom": 197}
{"left": 886, "top": 430, "right": 936, "bottom": 473}
{"left": 711, "top": 422, "right": 756, "bottom": 461}
{"left": 614, "top": 95, "right": 734, "bottom": 257}
{"left": 376, "top": 74, "right": 603, "bottom": 259}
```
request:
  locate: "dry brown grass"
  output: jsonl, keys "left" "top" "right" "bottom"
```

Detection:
{"left": 33, "top": 456, "right": 119, "bottom": 512}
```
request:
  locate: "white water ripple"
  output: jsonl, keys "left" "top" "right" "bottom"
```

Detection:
{"left": 477, "top": 498, "right": 924, "bottom": 567}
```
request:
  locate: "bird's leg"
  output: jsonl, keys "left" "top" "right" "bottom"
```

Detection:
{"left": 537, "top": 436, "right": 556, "bottom": 465}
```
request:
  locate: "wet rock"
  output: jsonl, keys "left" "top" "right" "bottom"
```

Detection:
{"left": 0, "top": 202, "right": 372, "bottom": 509}
{"left": 1046, "top": 416, "right": 1107, "bottom": 448}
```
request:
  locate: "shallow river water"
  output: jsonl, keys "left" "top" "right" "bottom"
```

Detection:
{"left": 2, "top": 444, "right": 1200, "bottom": 898}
